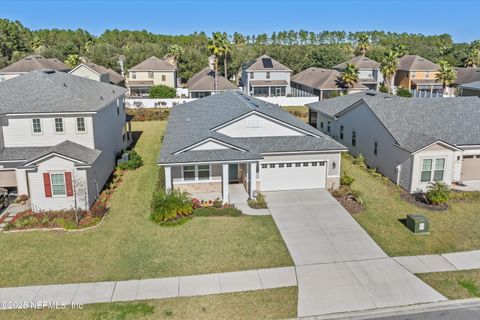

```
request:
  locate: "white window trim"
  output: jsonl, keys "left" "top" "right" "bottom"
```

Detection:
{"left": 50, "top": 172, "right": 67, "bottom": 197}
{"left": 76, "top": 117, "right": 87, "bottom": 134}
{"left": 31, "top": 118, "right": 43, "bottom": 135}
{"left": 420, "top": 157, "right": 446, "bottom": 184}
{"left": 54, "top": 117, "right": 65, "bottom": 134}
{"left": 180, "top": 165, "right": 212, "bottom": 182}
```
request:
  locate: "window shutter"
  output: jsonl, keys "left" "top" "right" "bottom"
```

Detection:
{"left": 65, "top": 172, "right": 74, "bottom": 197}
{"left": 43, "top": 173, "right": 52, "bottom": 197}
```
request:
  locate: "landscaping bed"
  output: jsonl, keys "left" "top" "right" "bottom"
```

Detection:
{"left": 400, "top": 191, "right": 448, "bottom": 211}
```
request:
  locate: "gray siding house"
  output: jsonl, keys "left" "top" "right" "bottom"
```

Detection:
{"left": 187, "top": 67, "right": 238, "bottom": 98}
{"left": 307, "top": 93, "right": 480, "bottom": 192}
{"left": 241, "top": 55, "right": 292, "bottom": 97}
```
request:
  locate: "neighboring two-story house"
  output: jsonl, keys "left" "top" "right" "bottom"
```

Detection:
{"left": 394, "top": 55, "right": 441, "bottom": 95}
{"left": 126, "top": 56, "right": 177, "bottom": 97}
{"left": 241, "top": 55, "right": 292, "bottom": 97}
{"left": 69, "top": 62, "right": 125, "bottom": 87}
{"left": 0, "top": 70, "right": 131, "bottom": 212}
{"left": 333, "top": 56, "right": 383, "bottom": 90}
{"left": 0, "top": 55, "right": 69, "bottom": 82}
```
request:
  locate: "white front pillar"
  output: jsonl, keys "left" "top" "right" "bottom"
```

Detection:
{"left": 15, "top": 169, "right": 29, "bottom": 196}
{"left": 249, "top": 162, "right": 257, "bottom": 198}
{"left": 164, "top": 166, "right": 172, "bottom": 191}
{"left": 222, "top": 164, "right": 229, "bottom": 203}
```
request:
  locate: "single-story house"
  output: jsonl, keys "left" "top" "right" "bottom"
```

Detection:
{"left": 158, "top": 91, "right": 347, "bottom": 202}
{"left": 187, "top": 67, "right": 238, "bottom": 98}
{"left": 307, "top": 93, "right": 480, "bottom": 192}
{"left": 458, "top": 81, "right": 480, "bottom": 97}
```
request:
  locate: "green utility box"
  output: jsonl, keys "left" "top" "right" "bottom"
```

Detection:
{"left": 406, "top": 214, "right": 429, "bottom": 234}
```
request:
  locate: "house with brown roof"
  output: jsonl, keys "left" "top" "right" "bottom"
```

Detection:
{"left": 333, "top": 56, "right": 383, "bottom": 90}
{"left": 69, "top": 62, "right": 125, "bottom": 87}
{"left": 126, "top": 56, "right": 177, "bottom": 97}
{"left": 291, "top": 67, "right": 368, "bottom": 100}
{"left": 241, "top": 55, "right": 292, "bottom": 97}
{"left": 187, "top": 67, "right": 238, "bottom": 98}
{"left": 394, "top": 55, "right": 441, "bottom": 94}
{"left": 0, "top": 55, "right": 69, "bottom": 82}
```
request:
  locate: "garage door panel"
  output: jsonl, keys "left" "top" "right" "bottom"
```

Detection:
{"left": 260, "top": 162, "right": 326, "bottom": 191}
{"left": 0, "top": 170, "right": 17, "bottom": 188}
{"left": 462, "top": 155, "right": 480, "bottom": 180}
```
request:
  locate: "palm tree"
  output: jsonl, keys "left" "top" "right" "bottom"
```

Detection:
{"left": 464, "top": 46, "right": 480, "bottom": 67}
{"left": 207, "top": 32, "right": 223, "bottom": 92}
{"left": 436, "top": 60, "right": 457, "bottom": 95}
{"left": 64, "top": 54, "right": 80, "bottom": 68}
{"left": 356, "top": 34, "right": 369, "bottom": 55}
{"left": 218, "top": 33, "right": 231, "bottom": 79}
{"left": 392, "top": 44, "right": 408, "bottom": 57}
{"left": 380, "top": 51, "right": 399, "bottom": 94}
{"left": 339, "top": 63, "right": 359, "bottom": 92}
{"left": 167, "top": 44, "right": 185, "bottom": 68}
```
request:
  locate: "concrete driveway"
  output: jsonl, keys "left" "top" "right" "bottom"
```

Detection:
{"left": 265, "top": 190, "right": 446, "bottom": 318}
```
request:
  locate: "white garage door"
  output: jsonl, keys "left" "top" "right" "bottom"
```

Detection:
{"left": 260, "top": 161, "right": 326, "bottom": 191}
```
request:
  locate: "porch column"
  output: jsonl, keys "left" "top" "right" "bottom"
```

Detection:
{"left": 222, "top": 164, "right": 229, "bottom": 203}
{"left": 248, "top": 162, "right": 256, "bottom": 198}
{"left": 164, "top": 166, "right": 172, "bottom": 191}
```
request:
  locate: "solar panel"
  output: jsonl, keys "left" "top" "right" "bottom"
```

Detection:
{"left": 262, "top": 58, "right": 273, "bottom": 68}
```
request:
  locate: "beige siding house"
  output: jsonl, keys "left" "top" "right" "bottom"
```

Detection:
{"left": 307, "top": 93, "right": 480, "bottom": 192}
{"left": 126, "top": 56, "right": 176, "bottom": 96}
{"left": 333, "top": 55, "right": 383, "bottom": 90}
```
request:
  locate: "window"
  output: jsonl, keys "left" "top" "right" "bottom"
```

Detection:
{"left": 374, "top": 141, "right": 378, "bottom": 156}
{"left": 411, "top": 72, "right": 416, "bottom": 79}
{"left": 421, "top": 159, "right": 432, "bottom": 182}
{"left": 319, "top": 161, "right": 326, "bottom": 166}
{"left": 266, "top": 72, "right": 270, "bottom": 79}
{"left": 54, "top": 118, "right": 64, "bottom": 133}
{"left": 131, "top": 72, "right": 136, "bottom": 79}
{"left": 425, "top": 72, "right": 430, "bottom": 78}
{"left": 76, "top": 118, "right": 86, "bottom": 132}
{"left": 261, "top": 164, "right": 268, "bottom": 169}
{"left": 433, "top": 158, "right": 445, "bottom": 181}
{"left": 148, "top": 71, "right": 154, "bottom": 79}
{"left": 250, "top": 72, "right": 254, "bottom": 79}
{"left": 51, "top": 173, "right": 66, "bottom": 196}
{"left": 339, "top": 125, "right": 344, "bottom": 140}
{"left": 352, "top": 131, "right": 356, "bottom": 147}
{"left": 295, "top": 163, "right": 301, "bottom": 167}
{"left": 327, "top": 121, "right": 331, "bottom": 133}
{"left": 286, "top": 163, "right": 292, "bottom": 167}
{"left": 303, "top": 162, "right": 309, "bottom": 167}
{"left": 320, "top": 121, "right": 324, "bottom": 129}
{"left": 279, "top": 163, "right": 285, "bottom": 168}
{"left": 312, "top": 162, "right": 317, "bottom": 166}
{"left": 269, "top": 164, "right": 275, "bottom": 168}
{"left": 32, "top": 118, "right": 42, "bottom": 133}
{"left": 367, "top": 72, "right": 373, "bottom": 78}
{"left": 162, "top": 74, "right": 166, "bottom": 81}
{"left": 183, "top": 165, "right": 195, "bottom": 181}
{"left": 198, "top": 165, "right": 210, "bottom": 180}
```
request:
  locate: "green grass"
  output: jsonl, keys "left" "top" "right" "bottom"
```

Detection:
{"left": 419, "top": 270, "right": 480, "bottom": 299}
{"left": 343, "top": 154, "right": 480, "bottom": 256}
{"left": 0, "top": 121, "right": 292, "bottom": 287}
{"left": 0, "top": 287, "right": 297, "bottom": 320}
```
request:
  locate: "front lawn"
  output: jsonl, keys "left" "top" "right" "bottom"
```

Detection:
{"left": 0, "top": 121, "right": 292, "bottom": 287}
{"left": 2, "top": 287, "right": 297, "bottom": 320}
{"left": 343, "top": 154, "right": 480, "bottom": 256}
{"left": 418, "top": 270, "right": 480, "bottom": 299}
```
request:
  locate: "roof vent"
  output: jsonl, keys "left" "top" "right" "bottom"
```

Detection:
{"left": 187, "top": 117, "right": 190, "bottom": 123}
{"left": 100, "top": 96, "right": 103, "bottom": 100}
{"left": 63, "top": 82, "right": 67, "bottom": 87}
{"left": 43, "top": 70, "right": 56, "bottom": 74}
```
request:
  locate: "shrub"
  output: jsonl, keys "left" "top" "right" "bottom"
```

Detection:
{"left": 15, "top": 194, "right": 29, "bottom": 203}
{"left": 148, "top": 85, "right": 176, "bottom": 98}
{"left": 117, "top": 150, "right": 143, "bottom": 170}
{"left": 331, "top": 186, "right": 350, "bottom": 198}
{"left": 193, "top": 207, "right": 243, "bottom": 217}
{"left": 378, "top": 83, "right": 389, "bottom": 93}
{"left": 150, "top": 189, "right": 193, "bottom": 223}
{"left": 426, "top": 182, "right": 450, "bottom": 205}
{"left": 353, "top": 154, "right": 366, "bottom": 168}
{"left": 340, "top": 172, "right": 355, "bottom": 186}
{"left": 396, "top": 86, "right": 412, "bottom": 97}
{"left": 90, "top": 202, "right": 108, "bottom": 218}
{"left": 126, "top": 108, "right": 170, "bottom": 121}
{"left": 247, "top": 193, "right": 268, "bottom": 209}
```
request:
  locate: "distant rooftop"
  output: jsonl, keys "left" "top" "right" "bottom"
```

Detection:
{"left": 243, "top": 55, "right": 292, "bottom": 72}
{"left": 129, "top": 56, "right": 176, "bottom": 71}
{"left": 0, "top": 55, "right": 69, "bottom": 74}
{"left": 291, "top": 67, "right": 368, "bottom": 91}
{"left": 397, "top": 55, "right": 439, "bottom": 71}
{"left": 333, "top": 55, "right": 380, "bottom": 70}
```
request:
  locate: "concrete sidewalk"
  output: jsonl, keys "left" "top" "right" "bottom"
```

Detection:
{"left": 394, "top": 250, "right": 480, "bottom": 274}
{"left": 0, "top": 267, "right": 296, "bottom": 309}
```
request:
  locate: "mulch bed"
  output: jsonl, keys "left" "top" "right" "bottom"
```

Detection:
{"left": 400, "top": 192, "right": 449, "bottom": 211}
{"left": 333, "top": 195, "right": 364, "bottom": 214}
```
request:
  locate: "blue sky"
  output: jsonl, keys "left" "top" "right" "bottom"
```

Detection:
{"left": 1, "top": 0, "right": 479, "bottom": 43}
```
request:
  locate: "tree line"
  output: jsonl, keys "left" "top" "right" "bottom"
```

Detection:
{"left": 1, "top": 19, "right": 479, "bottom": 84}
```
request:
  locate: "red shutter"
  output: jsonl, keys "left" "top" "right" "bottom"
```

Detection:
{"left": 43, "top": 173, "right": 52, "bottom": 197}
{"left": 65, "top": 172, "right": 73, "bottom": 197}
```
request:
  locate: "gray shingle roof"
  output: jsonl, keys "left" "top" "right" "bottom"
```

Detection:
{"left": 307, "top": 90, "right": 393, "bottom": 117}
{"left": 0, "top": 141, "right": 101, "bottom": 166}
{"left": 243, "top": 55, "right": 292, "bottom": 72}
{"left": 333, "top": 56, "right": 380, "bottom": 70}
{"left": 129, "top": 56, "right": 176, "bottom": 71}
{"left": 187, "top": 67, "right": 237, "bottom": 92}
{"left": 459, "top": 81, "right": 480, "bottom": 90}
{"left": 0, "top": 69, "right": 127, "bottom": 115}
{"left": 363, "top": 97, "right": 480, "bottom": 152}
{"left": 0, "top": 55, "right": 69, "bottom": 73}
{"left": 454, "top": 67, "right": 480, "bottom": 85}
{"left": 291, "top": 67, "right": 368, "bottom": 91}
{"left": 159, "top": 91, "right": 346, "bottom": 164}
{"left": 398, "top": 55, "right": 439, "bottom": 71}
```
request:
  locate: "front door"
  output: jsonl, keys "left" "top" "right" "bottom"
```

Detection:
{"left": 229, "top": 164, "right": 239, "bottom": 183}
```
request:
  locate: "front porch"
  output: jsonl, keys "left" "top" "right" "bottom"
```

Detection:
{"left": 164, "top": 162, "right": 258, "bottom": 204}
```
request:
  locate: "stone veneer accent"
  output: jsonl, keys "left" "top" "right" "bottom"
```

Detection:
{"left": 326, "top": 177, "right": 340, "bottom": 190}
{"left": 176, "top": 182, "right": 221, "bottom": 194}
